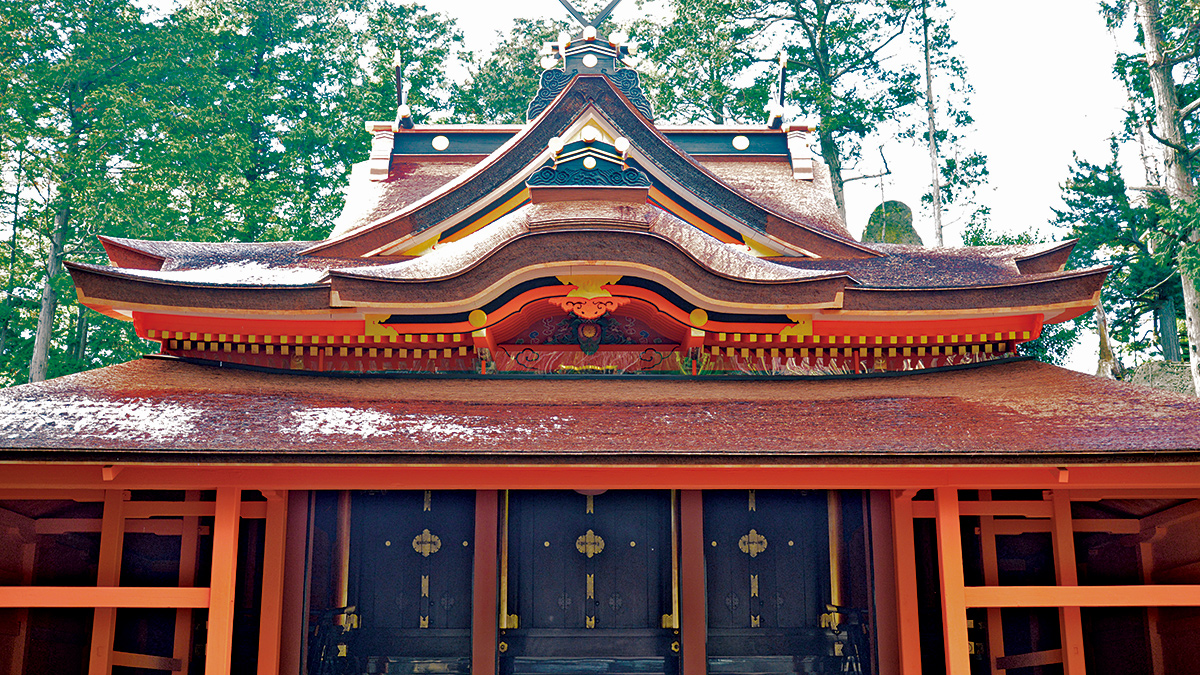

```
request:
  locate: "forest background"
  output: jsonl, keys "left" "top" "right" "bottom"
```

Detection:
{"left": 1, "top": 0, "right": 1197, "bottom": 389}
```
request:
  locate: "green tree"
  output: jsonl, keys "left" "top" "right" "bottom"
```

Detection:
{"left": 628, "top": 0, "right": 769, "bottom": 124}
{"left": 449, "top": 18, "right": 571, "bottom": 124}
{"left": 746, "top": 0, "right": 921, "bottom": 223}
{"left": 1054, "top": 142, "right": 1184, "bottom": 364}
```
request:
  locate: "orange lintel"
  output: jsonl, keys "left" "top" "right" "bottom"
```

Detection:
{"left": 963, "top": 584, "right": 1200, "bottom": 608}
{"left": 912, "top": 501, "right": 1053, "bottom": 519}
{"left": 9, "top": 463, "right": 1200, "bottom": 492}
{"left": 0, "top": 586, "right": 210, "bottom": 608}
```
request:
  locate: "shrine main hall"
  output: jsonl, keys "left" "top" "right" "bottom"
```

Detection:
{"left": 3, "top": 13, "right": 1200, "bottom": 675}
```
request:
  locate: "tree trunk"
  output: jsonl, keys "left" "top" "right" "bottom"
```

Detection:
{"left": 922, "top": 0, "right": 944, "bottom": 247}
{"left": 818, "top": 127, "right": 848, "bottom": 227}
{"left": 75, "top": 308, "right": 89, "bottom": 362}
{"left": 28, "top": 206, "right": 67, "bottom": 383}
{"left": 1158, "top": 296, "right": 1183, "bottom": 361}
{"left": 1, "top": 150, "right": 22, "bottom": 357}
{"left": 1096, "top": 295, "right": 1123, "bottom": 379}
{"left": 1136, "top": 0, "right": 1200, "bottom": 394}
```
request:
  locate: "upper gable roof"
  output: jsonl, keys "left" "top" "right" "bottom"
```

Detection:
{"left": 304, "top": 75, "right": 880, "bottom": 260}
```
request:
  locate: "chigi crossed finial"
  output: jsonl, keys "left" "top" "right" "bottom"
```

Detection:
{"left": 556, "top": 0, "right": 625, "bottom": 28}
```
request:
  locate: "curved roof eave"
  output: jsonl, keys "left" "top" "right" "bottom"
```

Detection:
{"left": 302, "top": 74, "right": 881, "bottom": 261}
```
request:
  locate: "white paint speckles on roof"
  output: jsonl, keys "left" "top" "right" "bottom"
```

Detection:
{"left": 120, "top": 260, "right": 327, "bottom": 286}
{"left": 0, "top": 396, "right": 203, "bottom": 442}
{"left": 283, "top": 406, "right": 570, "bottom": 442}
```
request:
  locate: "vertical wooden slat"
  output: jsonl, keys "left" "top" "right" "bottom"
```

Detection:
{"left": 1050, "top": 491, "right": 1086, "bottom": 675}
{"left": 205, "top": 487, "right": 242, "bottom": 675}
{"left": 935, "top": 488, "right": 970, "bottom": 675}
{"left": 7, "top": 536, "right": 36, "bottom": 675}
{"left": 88, "top": 489, "right": 126, "bottom": 675}
{"left": 334, "top": 491, "right": 352, "bottom": 623}
{"left": 258, "top": 491, "right": 289, "bottom": 675}
{"left": 978, "top": 491, "right": 1005, "bottom": 675}
{"left": 891, "top": 491, "right": 921, "bottom": 675}
{"left": 680, "top": 490, "right": 706, "bottom": 675}
{"left": 473, "top": 490, "right": 499, "bottom": 675}
{"left": 870, "top": 492, "right": 900, "bottom": 675}
{"left": 174, "top": 490, "right": 201, "bottom": 674}
{"left": 1139, "top": 538, "right": 1165, "bottom": 675}
{"left": 280, "top": 491, "right": 311, "bottom": 675}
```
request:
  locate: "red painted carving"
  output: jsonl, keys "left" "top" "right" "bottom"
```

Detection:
{"left": 549, "top": 296, "right": 630, "bottom": 320}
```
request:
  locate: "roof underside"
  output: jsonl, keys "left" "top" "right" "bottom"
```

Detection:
{"left": 1, "top": 358, "right": 1196, "bottom": 463}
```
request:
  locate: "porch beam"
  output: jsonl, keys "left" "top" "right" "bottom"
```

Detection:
{"left": 257, "top": 491, "right": 289, "bottom": 675}
{"left": 891, "top": 490, "right": 921, "bottom": 675}
{"left": 473, "top": 490, "right": 499, "bottom": 675}
{"left": 963, "top": 584, "right": 1200, "bottom": 607}
{"left": 205, "top": 487, "right": 242, "bottom": 675}
{"left": 935, "top": 487, "right": 971, "bottom": 675}
{"left": 88, "top": 489, "right": 125, "bottom": 675}
{"left": 0, "top": 585, "right": 210, "bottom": 608}
{"left": 9, "top": 463, "right": 1200, "bottom": 492}
{"left": 680, "top": 490, "right": 705, "bottom": 675}
{"left": 1050, "top": 490, "right": 1085, "bottom": 675}
{"left": 913, "top": 500, "right": 1052, "bottom": 518}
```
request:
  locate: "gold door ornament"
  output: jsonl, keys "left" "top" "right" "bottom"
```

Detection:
{"left": 738, "top": 529, "right": 767, "bottom": 557}
{"left": 576, "top": 529, "right": 605, "bottom": 557}
{"left": 413, "top": 529, "right": 442, "bottom": 557}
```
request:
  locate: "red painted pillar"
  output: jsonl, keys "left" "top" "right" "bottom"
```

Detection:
{"left": 206, "top": 487, "right": 242, "bottom": 675}
{"left": 680, "top": 490, "right": 706, "bottom": 675}
{"left": 935, "top": 488, "right": 970, "bottom": 675}
{"left": 473, "top": 490, "right": 499, "bottom": 675}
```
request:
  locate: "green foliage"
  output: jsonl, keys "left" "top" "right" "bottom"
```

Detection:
{"left": 862, "top": 201, "right": 922, "bottom": 245}
{"left": 1053, "top": 141, "right": 1184, "bottom": 360}
{"left": 627, "top": 0, "right": 769, "bottom": 124}
{"left": 961, "top": 220, "right": 1083, "bottom": 366}
{"left": 449, "top": 18, "right": 570, "bottom": 124}
{"left": 0, "top": 0, "right": 462, "bottom": 385}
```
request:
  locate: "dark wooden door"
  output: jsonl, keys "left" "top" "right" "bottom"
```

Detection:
{"left": 502, "top": 490, "right": 676, "bottom": 675}
{"left": 350, "top": 490, "right": 475, "bottom": 673}
{"left": 704, "top": 490, "right": 838, "bottom": 673}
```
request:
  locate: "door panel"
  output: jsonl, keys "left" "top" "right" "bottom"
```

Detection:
{"left": 703, "top": 490, "right": 837, "bottom": 669}
{"left": 503, "top": 490, "right": 676, "bottom": 673}
{"left": 350, "top": 490, "right": 475, "bottom": 662}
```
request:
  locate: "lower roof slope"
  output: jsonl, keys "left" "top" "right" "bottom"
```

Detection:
{"left": 0, "top": 358, "right": 1196, "bottom": 463}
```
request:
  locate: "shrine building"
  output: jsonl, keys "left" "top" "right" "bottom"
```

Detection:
{"left": 3, "top": 14, "right": 1200, "bottom": 675}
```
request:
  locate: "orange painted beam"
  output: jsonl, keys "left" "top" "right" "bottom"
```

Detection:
{"left": 473, "top": 491, "right": 499, "bottom": 675}
{"left": 963, "top": 584, "right": 1200, "bottom": 607}
{"left": 680, "top": 490, "right": 706, "bottom": 675}
{"left": 869, "top": 492, "right": 900, "bottom": 675}
{"left": 11, "top": 463, "right": 1200, "bottom": 492}
{"left": 935, "top": 488, "right": 971, "bottom": 675}
{"left": 912, "top": 500, "right": 1052, "bottom": 518}
{"left": 1050, "top": 490, "right": 1085, "bottom": 675}
{"left": 891, "top": 491, "right": 921, "bottom": 675}
{"left": 257, "top": 492, "right": 289, "bottom": 675}
{"left": 89, "top": 490, "right": 126, "bottom": 675}
{"left": 0, "top": 586, "right": 210, "bottom": 608}
{"left": 205, "top": 487, "right": 242, "bottom": 675}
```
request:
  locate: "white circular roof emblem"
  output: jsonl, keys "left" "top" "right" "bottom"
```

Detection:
{"left": 732, "top": 135, "right": 750, "bottom": 151}
{"left": 432, "top": 135, "right": 450, "bottom": 151}
{"left": 582, "top": 54, "right": 598, "bottom": 68}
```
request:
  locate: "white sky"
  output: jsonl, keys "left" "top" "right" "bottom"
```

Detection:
{"left": 422, "top": 0, "right": 1131, "bottom": 372}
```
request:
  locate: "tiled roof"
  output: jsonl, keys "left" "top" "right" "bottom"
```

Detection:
{"left": 2, "top": 358, "right": 1196, "bottom": 462}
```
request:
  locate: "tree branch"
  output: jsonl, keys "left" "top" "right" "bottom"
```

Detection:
{"left": 1146, "top": 123, "right": 1200, "bottom": 158}
{"left": 844, "top": 148, "right": 891, "bottom": 183}
{"left": 1180, "top": 96, "right": 1200, "bottom": 120}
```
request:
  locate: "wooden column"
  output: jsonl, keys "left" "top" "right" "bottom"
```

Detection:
{"left": 206, "top": 487, "right": 242, "bottom": 675}
{"left": 934, "top": 488, "right": 970, "bottom": 675}
{"left": 174, "top": 490, "right": 201, "bottom": 674}
{"left": 869, "top": 492, "right": 900, "bottom": 675}
{"left": 473, "top": 490, "right": 499, "bottom": 675}
{"left": 680, "top": 490, "right": 706, "bottom": 675}
{"left": 891, "top": 490, "right": 921, "bottom": 675}
{"left": 88, "top": 489, "right": 126, "bottom": 675}
{"left": 280, "top": 491, "right": 311, "bottom": 675}
{"left": 5, "top": 514, "right": 36, "bottom": 675}
{"left": 1050, "top": 491, "right": 1086, "bottom": 675}
{"left": 1139, "top": 538, "right": 1165, "bottom": 675}
{"left": 978, "top": 491, "right": 1005, "bottom": 675}
{"left": 258, "top": 491, "right": 289, "bottom": 675}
